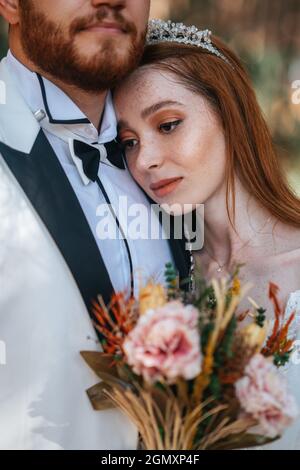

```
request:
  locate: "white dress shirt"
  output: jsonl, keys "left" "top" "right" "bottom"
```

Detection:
{"left": 6, "top": 50, "right": 173, "bottom": 297}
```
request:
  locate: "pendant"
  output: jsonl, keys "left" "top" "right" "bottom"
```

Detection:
{"left": 217, "top": 266, "right": 223, "bottom": 273}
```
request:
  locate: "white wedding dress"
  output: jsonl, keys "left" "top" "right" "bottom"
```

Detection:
{"left": 248, "top": 290, "right": 300, "bottom": 450}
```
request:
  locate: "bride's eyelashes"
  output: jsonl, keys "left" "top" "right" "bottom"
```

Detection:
{"left": 119, "top": 119, "right": 183, "bottom": 152}
{"left": 120, "top": 138, "right": 138, "bottom": 151}
{"left": 159, "top": 119, "right": 183, "bottom": 133}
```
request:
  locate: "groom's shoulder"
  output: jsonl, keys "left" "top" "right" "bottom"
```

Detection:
{"left": 0, "top": 57, "right": 7, "bottom": 141}
{"left": 0, "top": 58, "right": 40, "bottom": 152}
{"left": 0, "top": 76, "right": 5, "bottom": 105}
{"left": 0, "top": 121, "right": 7, "bottom": 145}
{"left": 0, "top": 55, "right": 9, "bottom": 90}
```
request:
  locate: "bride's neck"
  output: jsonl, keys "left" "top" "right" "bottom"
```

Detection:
{"left": 202, "top": 178, "right": 274, "bottom": 264}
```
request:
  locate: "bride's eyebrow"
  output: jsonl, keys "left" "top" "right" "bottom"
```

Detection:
{"left": 141, "top": 100, "right": 184, "bottom": 119}
{"left": 117, "top": 120, "right": 131, "bottom": 132}
{"left": 117, "top": 100, "right": 184, "bottom": 131}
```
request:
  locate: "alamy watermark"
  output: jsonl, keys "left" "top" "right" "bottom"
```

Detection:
{"left": 95, "top": 199, "right": 204, "bottom": 251}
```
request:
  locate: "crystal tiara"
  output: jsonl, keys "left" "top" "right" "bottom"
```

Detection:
{"left": 146, "top": 19, "right": 230, "bottom": 65}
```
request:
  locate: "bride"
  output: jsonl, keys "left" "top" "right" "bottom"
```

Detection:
{"left": 114, "top": 20, "right": 300, "bottom": 449}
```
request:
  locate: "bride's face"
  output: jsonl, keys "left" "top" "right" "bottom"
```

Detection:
{"left": 114, "top": 67, "right": 227, "bottom": 215}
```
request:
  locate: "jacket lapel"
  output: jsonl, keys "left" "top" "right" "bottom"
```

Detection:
{"left": 0, "top": 131, "right": 115, "bottom": 319}
{"left": 143, "top": 193, "right": 191, "bottom": 289}
{"left": 168, "top": 227, "right": 191, "bottom": 290}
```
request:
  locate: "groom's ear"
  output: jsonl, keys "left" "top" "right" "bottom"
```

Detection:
{"left": 0, "top": 0, "right": 20, "bottom": 25}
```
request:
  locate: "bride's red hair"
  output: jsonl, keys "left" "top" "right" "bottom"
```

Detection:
{"left": 140, "top": 37, "right": 300, "bottom": 227}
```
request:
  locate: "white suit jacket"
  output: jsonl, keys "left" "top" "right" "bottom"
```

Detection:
{"left": 0, "top": 57, "right": 189, "bottom": 450}
{"left": 0, "top": 56, "right": 143, "bottom": 450}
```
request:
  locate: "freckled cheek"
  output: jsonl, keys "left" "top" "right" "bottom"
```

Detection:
{"left": 180, "top": 134, "right": 226, "bottom": 194}
{"left": 125, "top": 154, "right": 137, "bottom": 175}
{"left": 126, "top": 156, "right": 147, "bottom": 187}
{"left": 174, "top": 137, "right": 213, "bottom": 174}
{"left": 192, "top": 156, "right": 225, "bottom": 192}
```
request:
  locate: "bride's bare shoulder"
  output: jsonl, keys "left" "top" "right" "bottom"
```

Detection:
{"left": 286, "top": 229, "right": 300, "bottom": 257}
{"left": 274, "top": 223, "right": 300, "bottom": 254}
{"left": 290, "top": 246, "right": 300, "bottom": 267}
{"left": 269, "top": 224, "right": 300, "bottom": 275}
{"left": 280, "top": 238, "right": 300, "bottom": 277}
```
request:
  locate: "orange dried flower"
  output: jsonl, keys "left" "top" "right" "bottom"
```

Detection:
{"left": 92, "top": 293, "right": 138, "bottom": 357}
{"left": 262, "top": 283, "right": 296, "bottom": 357}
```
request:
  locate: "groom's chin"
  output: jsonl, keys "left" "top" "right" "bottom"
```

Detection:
{"left": 74, "top": 31, "right": 134, "bottom": 61}
{"left": 73, "top": 37, "right": 141, "bottom": 80}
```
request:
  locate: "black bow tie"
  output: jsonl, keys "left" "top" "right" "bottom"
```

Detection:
{"left": 73, "top": 139, "right": 126, "bottom": 182}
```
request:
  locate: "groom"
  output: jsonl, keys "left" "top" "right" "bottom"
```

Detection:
{"left": 0, "top": 0, "right": 189, "bottom": 450}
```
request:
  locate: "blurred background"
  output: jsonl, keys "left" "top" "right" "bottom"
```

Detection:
{"left": 1, "top": 1, "right": 299, "bottom": 193}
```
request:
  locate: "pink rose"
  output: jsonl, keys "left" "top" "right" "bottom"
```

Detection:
{"left": 235, "top": 353, "right": 298, "bottom": 438}
{"left": 123, "top": 301, "right": 202, "bottom": 384}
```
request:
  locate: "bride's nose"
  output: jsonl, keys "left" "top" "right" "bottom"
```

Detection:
{"left": 136, "top": 144, "right": 165, "bottom": 172}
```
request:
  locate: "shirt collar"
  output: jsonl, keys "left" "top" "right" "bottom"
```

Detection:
{"left": 5, "top": 49, "right": 118, "bottom": 144}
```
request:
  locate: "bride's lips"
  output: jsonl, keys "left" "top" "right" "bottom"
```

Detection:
{"left": 150, "top": 177, "right": 183, "bottom": 198}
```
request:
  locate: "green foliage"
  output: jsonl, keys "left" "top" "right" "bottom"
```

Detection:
{"left": 164, "top": 262, "right": 179, "bottom": 299}
{"left": 273, "top": 351, "right": 292, "bottom": 367}
{"left": 200, "top": 322, "right": 214, "bottom": 354}
{"left": 213, "top": 316, "right": 237, "bottom": 372}
{"left": 255, "top": 307, "right": 266, "bottom": 327}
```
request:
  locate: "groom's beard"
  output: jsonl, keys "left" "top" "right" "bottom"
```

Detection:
{"left": 19, "top": 2, "right": 146, "bottom": 92}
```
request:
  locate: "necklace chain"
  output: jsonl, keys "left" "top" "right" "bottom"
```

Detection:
{"left": 188, "top": 215, "right": 272, "bottom": 286}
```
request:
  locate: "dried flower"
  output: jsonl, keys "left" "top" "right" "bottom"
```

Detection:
{"left": 262, "top": 283, "right": 296, "bottom": 360}
{"left": 123, "top": 301, "right": 202, "bottom": 384}
{"left": 230, "top": 277, "right": 241, "bottom": 296}
{"left": 240, "top": 323, "right": 267, "bottom": 353}
{"left": 139, "top": 282, "right": 167, "bottom": 315}
{"left": 92, "top": 293, "right": 138, "bottom": 357}
{"left": 235, "top": 354, "right": 298, "bottom": 438}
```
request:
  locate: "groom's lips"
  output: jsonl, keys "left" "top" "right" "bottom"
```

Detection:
{"left": 82, "top": 21, "right": 127, "bottom": 34}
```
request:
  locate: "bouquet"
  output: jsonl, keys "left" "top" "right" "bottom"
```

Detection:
{"left": 80, "top": 264, "right": 299, "bottom": 450}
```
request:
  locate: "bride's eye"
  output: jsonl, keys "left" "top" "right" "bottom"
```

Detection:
{"left": 120, "top": 138, "right": 138, "bottom": 151}
{"left": 159, "top": 120, "right": 182, "bottom": 133}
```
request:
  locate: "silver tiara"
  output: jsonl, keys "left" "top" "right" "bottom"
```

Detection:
{"left": 146, "top": 19, "right": 230, "bottom": 65}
